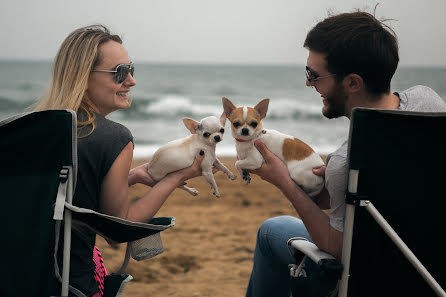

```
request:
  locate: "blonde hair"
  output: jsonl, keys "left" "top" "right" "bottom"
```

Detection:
{"left": 34, "top": 24, "right": 122, "bottom": 130}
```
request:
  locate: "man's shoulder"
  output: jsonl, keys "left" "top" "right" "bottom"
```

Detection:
{"left": 398, "top": 85, "right": 446, "bottom": 112}
{"left": 400, "top": 85, "right": 438, "bottom": 97}
{"left": 327, "top": 141, "right": 348, "bottom": 159}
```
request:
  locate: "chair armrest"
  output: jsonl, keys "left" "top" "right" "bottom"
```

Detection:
{"left": 65, "top": 202, "right": 175, "bottom": 243}
{"left": 288, "top": 237, "right": 343, "bottom": 277}
{"left": 288, "top": 237, "right": 336, "bottom": 263}
{"left": 64, "top": 203, "right": 176, "bottom": 276}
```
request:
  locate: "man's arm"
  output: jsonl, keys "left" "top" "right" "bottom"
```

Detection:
{"left": 251, "top": 140, "right": 343, "bottom": 259}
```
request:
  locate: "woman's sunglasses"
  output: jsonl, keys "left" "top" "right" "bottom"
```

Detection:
{"left": 91, "top": 63, "right": 135, "bottom": 84}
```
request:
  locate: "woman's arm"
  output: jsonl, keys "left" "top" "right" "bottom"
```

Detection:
{"left": 99, "top": 142, "right": 204, "bottom": 223}
{"left": 128, "top": 161, "right": 156, "bottom": 187}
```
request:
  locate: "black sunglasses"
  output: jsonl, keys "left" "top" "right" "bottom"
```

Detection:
{"left": 91, "top": 63, "right": 134, "bottom": 84}
{"left": 305, "top": 66, "right": 335, "bottom": 83}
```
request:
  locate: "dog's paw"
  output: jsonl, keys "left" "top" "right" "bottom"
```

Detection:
{"left": 188, "top": 188, "right": 199, "bottom": 196}
{"left": 228, "top": 172, "right": 237, "bottom": 180}
{"left": 242, "top": 171, "right": 251, "bottom": 185}
{"left": 213, "top": 190, "right": 221, "bottom": 198}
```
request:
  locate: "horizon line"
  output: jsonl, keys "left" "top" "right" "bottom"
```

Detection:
{"left": 0, "top": 58, "right": 445, "bottom": 69}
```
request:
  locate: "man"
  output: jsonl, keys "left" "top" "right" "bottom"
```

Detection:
{"left": 245, "top": 11, "right": 446, "bottom": 297}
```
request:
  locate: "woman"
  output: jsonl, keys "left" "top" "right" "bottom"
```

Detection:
{"left": 34, "top": 25, "right": 206, "bottom": 297}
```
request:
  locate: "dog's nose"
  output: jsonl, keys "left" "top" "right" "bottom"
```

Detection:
{"left": 242, "top": 128, "right": 249, "bottom": 136}
{"left": 214, "top": 135, "right": 221, "bottom": 142}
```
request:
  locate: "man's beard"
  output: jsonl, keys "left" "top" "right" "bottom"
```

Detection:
{"left": 322, "top": 83, "right": 348, "bottom": 119}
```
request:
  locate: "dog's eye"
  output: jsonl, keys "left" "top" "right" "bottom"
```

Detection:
{"left": 233, "top": 122, "right": 240, "bottom": 128}
{"left": 250, "top": 121, "right": 258, "bottom": 128}
{"left": 203, "top": 132, "right": 210, "bottom": 138}
{"left": 220, "top": 128, "right": 225, "bottom": 134}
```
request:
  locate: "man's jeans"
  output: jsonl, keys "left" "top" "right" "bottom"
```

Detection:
{"left": 245, "top": 215, "right": 337, "bottom": 297}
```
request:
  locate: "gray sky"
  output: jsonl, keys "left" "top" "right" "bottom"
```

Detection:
{"left": 2, "top": 0, "right": 445, "bottom": 66}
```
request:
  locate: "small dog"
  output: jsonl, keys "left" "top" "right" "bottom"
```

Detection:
{"left": 222, "top": 97, "right": 324, "bottom": 197}
{"left": 147, "top": 114, "right": 236, "bottom": 198}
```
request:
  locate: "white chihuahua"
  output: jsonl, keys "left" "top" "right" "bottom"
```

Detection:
{"left": 147, "top": 114, "right": 236, "bottom": 198}
{"left": 222, "top": 97, "right": 324, "bottom": 197}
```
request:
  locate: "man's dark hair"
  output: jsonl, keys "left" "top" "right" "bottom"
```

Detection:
{"left": 304, "top": 11, "right": 399, "bottom": 95}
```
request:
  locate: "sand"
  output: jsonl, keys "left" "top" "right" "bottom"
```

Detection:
{"left": 96, "top": 157, "right": 316, "bottom": 297}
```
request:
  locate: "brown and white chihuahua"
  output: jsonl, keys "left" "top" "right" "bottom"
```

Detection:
{"left": 222, "top": 97, "right": 324, "bottom": 197}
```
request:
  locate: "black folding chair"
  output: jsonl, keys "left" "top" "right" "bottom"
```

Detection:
{"left": 288, "top": 108, "right": 446, "bottom": 297}
{"left": 0, "top": 110, "right": 174, "bottom": 297}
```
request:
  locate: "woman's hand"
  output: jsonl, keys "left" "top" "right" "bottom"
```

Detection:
{"left": 128, "top": 162, "right": 157, "bottom": 187}
{"left": 167, "top": 150, "right": 206, "bottom": 186}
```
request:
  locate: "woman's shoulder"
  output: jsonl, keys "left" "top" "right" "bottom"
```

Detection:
{"left": 78, "top": 113, "right": 133, "bottom": 154}
{"left": 94, "top": 113, "right": 133, "bottom": 139}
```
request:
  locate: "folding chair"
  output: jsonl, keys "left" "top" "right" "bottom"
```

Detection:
{"left": 0, "top": 110, "right": 174, "bottom": 297}
{"left": 288, "top": 108, "right": 446, "bottom": 297}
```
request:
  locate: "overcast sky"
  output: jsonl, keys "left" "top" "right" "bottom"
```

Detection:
{"left": 2, "top": 0, "right": 445, "bottom": 66}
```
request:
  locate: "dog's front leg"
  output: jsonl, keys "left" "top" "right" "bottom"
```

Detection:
{"left": 202, "top": 169, "right": 220, "bottom": 197}
{"left": 213, "top": 159, "right": 236, "bottom": 180}
{"left": 180, "top": 185, "right": 199, "bottom": 196}
{"left": 235, "top": 158, "right": 260, "bottom": 185}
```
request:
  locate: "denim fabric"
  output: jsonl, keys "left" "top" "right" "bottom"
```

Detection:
{"left": 245, "top": 215, "right": 313, "bottom": 297}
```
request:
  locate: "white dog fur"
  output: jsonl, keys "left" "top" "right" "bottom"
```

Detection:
{"left": 147, "top": 114, "right": 236, "bottom": 197}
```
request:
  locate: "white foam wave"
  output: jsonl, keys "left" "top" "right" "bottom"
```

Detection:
{"left": 133, "top": 143, "right": 337, "bottom": 160}
{"left": 143, "top": 96, "right": 323, "bottom": 120}
{"left": 144, "top": 95, "right": 223, "bottom": 117}
{"left": 133, "top": 144, "right": 237, "bottom": 160}
{"left": 267, "top": 98, "right": 323, "bottom": 118}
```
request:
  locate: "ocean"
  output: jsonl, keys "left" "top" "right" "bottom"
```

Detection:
{"left": 1, "top": 60, "right": 445, "bottom": 158}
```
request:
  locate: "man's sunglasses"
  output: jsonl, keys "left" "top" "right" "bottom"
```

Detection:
{"left": 305, "top": 66, "right": 335, "bottom": 83}
{"left": 91, "top": 63, "right": 134, "bottom": 84}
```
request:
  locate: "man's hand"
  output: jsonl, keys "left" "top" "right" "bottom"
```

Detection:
{"left": 313, "top": 165, "right": 326, "bottom": 177}
{"left": 311, "top": 165, "right": 330, "bottom": 209}
{"left": 250, "top": 140, "right": 291, "bottom": 189}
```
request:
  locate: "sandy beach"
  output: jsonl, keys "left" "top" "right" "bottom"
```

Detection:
{"left": 97, "top": 156, "right": 325, "bottom": 297}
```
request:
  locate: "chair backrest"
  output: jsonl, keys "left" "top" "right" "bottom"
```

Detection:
{"left": 346, "top": 108, "right": 446, "bottom": 297}
{"left": 0, "top": 110, "right": 76, "bottom": 297}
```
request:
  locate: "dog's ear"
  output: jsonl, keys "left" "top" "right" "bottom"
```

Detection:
{"left": 222, "top": 97, "right": 236, "bottom": 118}
{"left": 254, "top": 98, "right": 269, "bottom": 119}
{"left": 219, "top": 111, "right": 226, "bottom": 126}
{"left": 182, "top": 118, "right": 200, "bottom": 134}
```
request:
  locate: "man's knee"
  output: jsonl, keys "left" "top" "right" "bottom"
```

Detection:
{"left": 255, "top": 216, "right": 296, "bottom": 254}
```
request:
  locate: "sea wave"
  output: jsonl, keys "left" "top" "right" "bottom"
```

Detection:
{"left": 132, "top": 143, "right": 338, "bottom": 159}
{"left": 122, "top": 95, "right": 324, "bottom": 121}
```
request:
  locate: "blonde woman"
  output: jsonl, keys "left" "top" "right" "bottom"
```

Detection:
{"left": 35, "top": 25, "right": 206, "bottom": 297}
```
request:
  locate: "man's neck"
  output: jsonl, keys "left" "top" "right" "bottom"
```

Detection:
{"left": 346, "top": 91, "right": 400, "bottom": 119}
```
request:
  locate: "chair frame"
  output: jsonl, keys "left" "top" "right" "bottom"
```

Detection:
{"left": 289, "top": 108, "right": 446, "bottom": 297}
{"left": 0, "top": 110, "right": 174, "bottom": 297}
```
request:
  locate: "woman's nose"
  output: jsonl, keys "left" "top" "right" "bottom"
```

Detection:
{"left": 124, "top": 74, "right": 136, "bottom": 87}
